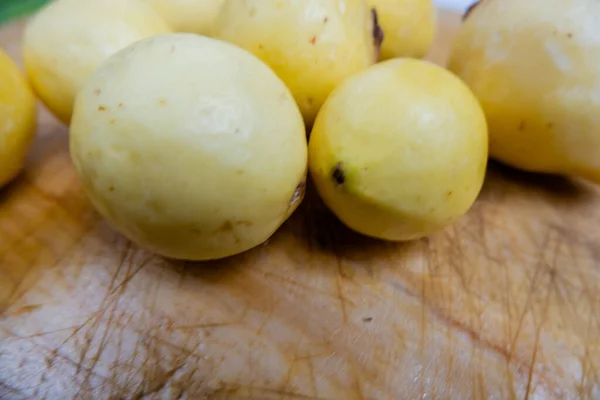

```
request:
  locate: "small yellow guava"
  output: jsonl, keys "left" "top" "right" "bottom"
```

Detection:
{"left": 449, "top": 0, "right": 600, "bottom": 182}
{"left": 0, "top": 51, "right": 36, "bottom": 188}
{"left": 309, "top": 59, "right": 488, "bottom": 241}
{"left": 23, "top": 0, "right": 170, "bottom": 124}
{"left": 367, "top": 0, "right": 436, "bottom": 60}
{"left": 70, "top": 34, "right": 307, "bottom": 261}
{"left": 213, "top": 0, "right": 381, "bottom": 125}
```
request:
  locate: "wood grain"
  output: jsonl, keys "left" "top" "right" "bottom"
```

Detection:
{"left": 1, "top": 11, "right": 600, "bottom": 400}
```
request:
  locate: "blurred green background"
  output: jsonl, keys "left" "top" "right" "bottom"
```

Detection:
{"left": 0, "top": 0, "right": 48, "bottom": 25}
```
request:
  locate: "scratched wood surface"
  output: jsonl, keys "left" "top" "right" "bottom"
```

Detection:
{"left": 1, "top": 10, "right": 600, "bottom": 400}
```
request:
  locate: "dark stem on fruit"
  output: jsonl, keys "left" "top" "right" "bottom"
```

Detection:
{"left": 289, "top": 178, "right": 306, "bottom": 208}
{"left": 371, "top": 8, "right": 384, "bottom": 61}
{"left": 463, "top": 1, "right": 481, "bottom": 20}
{"left": 332, "top": 163, "right": 345, "bottom": 186}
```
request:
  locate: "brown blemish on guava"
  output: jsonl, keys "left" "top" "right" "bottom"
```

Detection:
{"left": 93, "top": 88, "right": 101, "bottom": 96}
{"left": 332, "top": 163, "right": 345, "bottom": 185}
{"left": 547, "top": 122, "right": 554, "bottom": 129}
{"left": 218, "top": 220, "right": 234, "bottom": 233}
{"left": 519, "top": 120, "right": 526, "bottom": 131}
{"left": 128, "top": 151, "right": 141, "bottom": 164}
{"left": 97, "top": 105, "right": 107, "bottom": 111}
{"left": 463, "top": 1, "right": 481, "bottom": 20}
{"left": 118, "top": 103, "right": 124, "bottom": 108}
{"left": 447, "top": 190, "right": 453, "bottom": 197}
{"left": 108, "top": 186, "right": 115, "bottom": 192}
{"left": 289, "top": 179, "right": 306, "bottom": 208}
{"left": 324, "top": 17, "right": 329, "bottom": 23}
{"left": 309, "top": 36, "right": 317, "bottom": 45}
{"left": 307, "top": 97, "right": 314, "bottom": 106}
{"left": 567, "top": 33, "right": 573, "bottom": 39}
{"left": 371, "top": 8, "right": 384, "bottom": 60}
{"left": 214, "top": 220, "right": 252, "bottom": 237}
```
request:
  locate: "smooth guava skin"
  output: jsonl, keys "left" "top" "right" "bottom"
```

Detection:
{"left": 0, "top": 51, "right": 36, "bottom": 188}
{"left": 23, "top": 0, "right": 170, "bottom": 124}
{"left": 70, "top": 34, "right": 307, "bottom": 261}
{"left": 146, "top": 0, "right": 224, "bottom": 35}
{"left": 214, "top": 0, "right": 379, "bottom": 126}
{"left": 449, "top": 0, "right": 600, "bottom": 182}
{"left": 309, "top": 59, "right": 488, "bottom": 241}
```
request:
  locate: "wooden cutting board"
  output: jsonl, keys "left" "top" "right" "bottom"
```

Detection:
{"left": 1, "top": 11, "right": 599, "bottom": 400}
